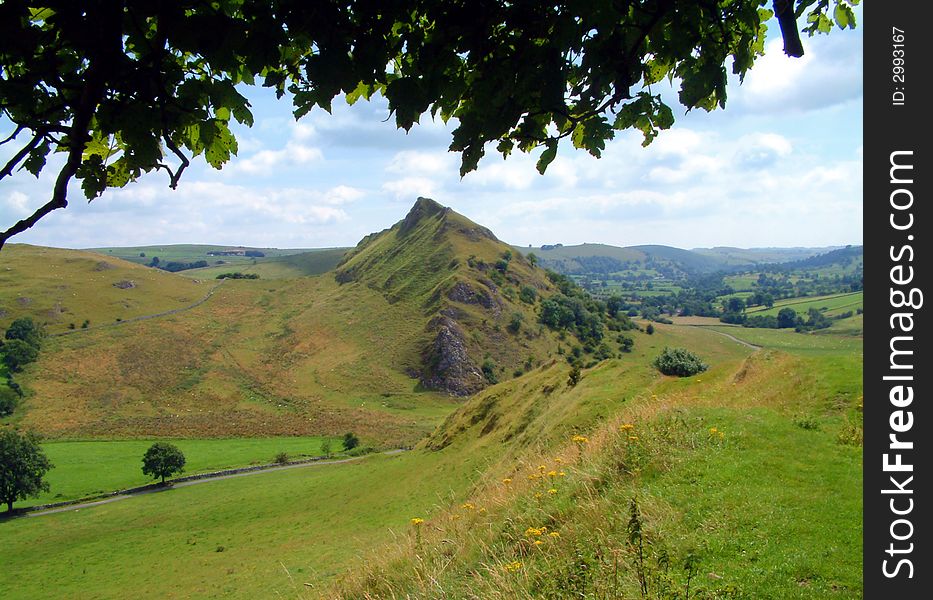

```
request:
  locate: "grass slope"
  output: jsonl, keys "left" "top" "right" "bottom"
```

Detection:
{"left": 0, "top": 244, "right": 208, "bottom": 334}
{"left": 1, "top": 324, "right": 861, "bottom": 599}
{"left": 179, "top": 248, "right": 348, "bottom": 280}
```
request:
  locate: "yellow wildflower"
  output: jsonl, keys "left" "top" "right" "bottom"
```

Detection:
{"left": 503, "top": 561, "right": 523, "bottom": 573}
{"left": 538, "top": 465, "right": 547, "bottom": 472}
{"left": 534, "top": 492, "right": 543, "bottom": 499}
{"left": 410, "top": 518, "right": 424, "bottom": 525}
{"left": 461, "top": 502, "right": 475, "bottom": 511}
{"left": 572, "top": 435, "right": 589, "bottom": 444}
{"left": 547, "top": 470, "right": 559, "bottom": 478}
{"left": 547, "top": 488, "right": 558, "bottom": 495}
{"left": 628, "top": 435, "right": 638, "bottom": 442}
{"left": 620, "top": 423, "right": 634, "bottom": 431}
{"left": 528, "top": 473, "right": 541, "bottom": 481}
{"left": 525, "top": 527, "right": 544, "bottom": 537}
{"left": 502, "top": 478, "right": 513, "bottom": 485}
{"left": 558, "top": 471, "right": 566, "bottom": 477}
{"left": 533, "top": 540, "right": 544, "bottom": 546}
{"left": 709, "top": 427, "right": 718, "bottom": 435}
{"left": 555, "top": 458, "right": 563, "bottom": 464}
{"left": 478, "top": 507, "right": 487, "bottom": 514}
{"left": 549, "top": 532, "right": 560, "bottom": 538}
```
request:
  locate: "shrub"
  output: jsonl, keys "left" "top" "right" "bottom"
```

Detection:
{"left": 645, "top": 323, "right": 655, "bottom": 335}
{"left": 481, "top": 358, "right": 498, "bottom": 384}
{"left": 507, "top": 312, "right": 523, "bottom": 334}
{"left": 652, "top": 347, "right": 708, "bottom": 377}
{"left": 273, "top": 451, "right": 290, "bottom": 464}
{"left": 342, "top": 432, "right": 360, "bottom": 451}
{"left": 567, "top": 366, "right": 581, "bottom": 387}
{"left": 519, "top": 285, "right": 537, "bottom": 304}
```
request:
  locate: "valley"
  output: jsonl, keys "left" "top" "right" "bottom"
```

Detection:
{"left": 0, "top": 199, "right": 862, "bottom": 599}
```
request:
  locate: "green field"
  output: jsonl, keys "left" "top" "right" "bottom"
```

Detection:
{"left": 179, "top": 248, "right": 347, "bottom": 280}
{"left": 746, "top": 291, "right": 863, "bottom": 317}
{"left": 23, "top": 436, "right": 340, "bottom": 508}
{"left": 88, "top": 244, "right": 314, "bottom": 266}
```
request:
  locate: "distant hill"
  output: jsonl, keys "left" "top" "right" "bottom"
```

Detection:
{"left": 692, "top": 246, "right": 844, "bottom": 266}
{"left": 88, "top": 244, "right": 314, "bottom": 266}
{"left": 771, "top": 245, "right": 863, "bottom": 271}
{"left": 180, "top": 248, "right": 348, "bottom": 279}
{"left": 0, "top": 244, "right": 210, "bottom": 334}
{"left": 519, "top": 242, "right": 847, "bottom": 277}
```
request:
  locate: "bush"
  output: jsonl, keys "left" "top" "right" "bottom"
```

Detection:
{"left": 342, "top": 432, "right": 360, "bottom": 451}
{"left": 567, "top": 366, "right": 581, "bottom": 387}
{"left": 273, "top": 451, "right": 290, "bottom": 464}
{"left": 519, "top": 285, "right": 537, "bottom": 304}
{"left": 645, "top": 324, "right": 654, "bottom": 335}
{"left": 1, "top": 339, "right": 39, "bottom": 372}
{"left": 481, "top": 358, "right": 498, "bottom": 384}
{"left": 652, "top": 347, "right": 708, "bottom": 377}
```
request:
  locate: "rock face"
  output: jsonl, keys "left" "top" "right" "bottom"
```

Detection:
{"left": 447, "top": 281, "right": 494, "bottom": 309}
{"left": 421, "top": 316, "right": 486, "bottom": 396}
{"left": 113, "top": 280, "right": 137, "bottom": 289}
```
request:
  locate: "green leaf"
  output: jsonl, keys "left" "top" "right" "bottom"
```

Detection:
{"left": 22, "top": 140, "right": 51, "bottom": 177}
{"left": 833, "top": 4, "right": 849, "bottom": 29}
{"left": 536, "top": 143, "right": 557, "bottom": 175}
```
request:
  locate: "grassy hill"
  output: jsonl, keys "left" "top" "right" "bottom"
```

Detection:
{"left": 88, "top": 244, "right": 314, "bottom": 266}
{"left": 0, "top": 244, "right": 210, "bottom": 334}
{"left": 519, "top": 243, "right": 839, "bottom": 277}
{"left": 3, "top": 199, "right": 573, "bottom": 444}
{"left": 336, "top": 197, "right": 564, "bottom": 395}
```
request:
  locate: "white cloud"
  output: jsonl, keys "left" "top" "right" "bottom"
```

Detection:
{"left": 233, "top": 142, "right": 323, "bottom": 175}
{"left": 3, "top": 191, "right": 33, "bottom": 217}
{"left": 381, "top": 177, "right": 438, "bottom": 199}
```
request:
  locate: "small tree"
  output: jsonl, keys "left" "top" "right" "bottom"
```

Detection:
{"left": 320, "top": 439, "right": 333, "bottom": 457}
{"left": 645, "top": 324, "right": 655, "bottom": 335}
{"left": 342, "top": 433, "right": 360, "bottom": 452}
{"left": 141, "top": 442, "right": 186, "bottom": 484}
{"left": 777, "top": 308, "right": 799, "bottom": 329}
{"left": 0, "top": 429, "right": 53, "bottom": 512}
{"left": 1, "top": 339, "right": 39, "bottom": 372}
{"left": 4, "top": 317, "right": 43, "bottom": 349}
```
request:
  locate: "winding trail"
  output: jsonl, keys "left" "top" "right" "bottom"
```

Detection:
{"left": 49, "top": 280, "right": 226, "bottom": 338}
{"left": 679, "top": 324, "right": 761, "bottom": 350}
{"left": 20, "top": 449, "right": 406, "bottom": 519}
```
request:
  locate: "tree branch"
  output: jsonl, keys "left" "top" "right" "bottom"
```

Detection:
{"left": 0, "top": 132, "right": 43, "bottom": 180}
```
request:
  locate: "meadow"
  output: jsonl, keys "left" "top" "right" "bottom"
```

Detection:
{"left": 22, "top": 436, "right": 339, "bottom": 508}
{"left": 745, "top": 291, "right": 863, "bottom": 318}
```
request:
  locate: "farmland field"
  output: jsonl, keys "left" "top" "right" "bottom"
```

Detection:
{"left": 745, "top": 291, "right": 863, "bottom": 317}
{"left": 23, "top": 436, "right": 340, "bottom": 507}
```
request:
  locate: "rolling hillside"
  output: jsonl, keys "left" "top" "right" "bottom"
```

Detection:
{"left": 4, "top": 199, "right": 571, "bottom": 444}
{"left": 521, "top": 242, "right": 844, "bottom": 277}
{"left": 0, "top": 244, "right": 209, "bottom": 334}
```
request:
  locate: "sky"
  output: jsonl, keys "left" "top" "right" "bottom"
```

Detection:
{"left": 0, "top": 14, "right": 863, "bottom": 252}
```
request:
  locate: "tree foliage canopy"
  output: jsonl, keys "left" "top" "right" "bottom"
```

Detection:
{"left": 0, "top": 0, "right": 857, "bottom": 247}
{"left": 0, "top": 428, "right": 52, "bottom": 512}
{"left": 141, "top": 441, "right": 186, "bottom": 484}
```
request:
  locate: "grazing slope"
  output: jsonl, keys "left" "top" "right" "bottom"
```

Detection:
{"left": 0, "top": 244, "right": 209, "bottom": 334}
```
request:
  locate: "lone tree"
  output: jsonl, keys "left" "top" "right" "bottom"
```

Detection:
{"left": 0, "top": 429, "right": 53, "bottom": 512}
{"left": 0, "top": 1, "right": 857, "bottom": 248}
{"left": 141, "top": 442, "right": 186, "bottom": 484}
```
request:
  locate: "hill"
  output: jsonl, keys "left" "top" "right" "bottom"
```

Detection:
{"left": 3, "top": 199, "right": 592, "bottom": 444}
{"left": 335, "top": 197, "right": 564, "bottom": 395}
{"left": 0, "top": 244, "right": 210, "bottom": 334}
{"left": 521, "top": 243, "right": 842, "bottom": 278}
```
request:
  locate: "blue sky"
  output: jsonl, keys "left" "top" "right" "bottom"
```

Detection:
{"left": 1, "top": 17, "right": 862, "bottom": 251}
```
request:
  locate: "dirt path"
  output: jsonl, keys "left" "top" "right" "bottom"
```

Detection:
{"left": 680, "top": 324, "right": 761, "bottom": 350}
{"left": 50, "top": 280, "right": 226, "bottom": 338}
{"left": 22, "top": 449, "right": 406, "bottom": 519}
